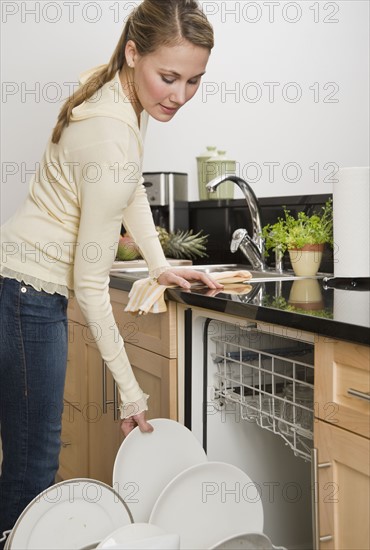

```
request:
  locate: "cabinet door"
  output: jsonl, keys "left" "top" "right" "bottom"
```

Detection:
{"left": 86, "top": 342, "right": 122, "bottom": 485}
{"left": 314, "top": 420, "right": 370, "bottom": 550}
{"left": 110, "top": 288, "right": 177, "bottom": 358}
{"left": 125, "top": 342, "right": 177, "bottom": 420}
{"left": 315, "top": 339, "right": 370, "bottom": 438}
{"left": 68, "top": 289, "right": 178, "bottom": 357}
{"left": 58, "top": 403, "right": 88, "bottom": 480}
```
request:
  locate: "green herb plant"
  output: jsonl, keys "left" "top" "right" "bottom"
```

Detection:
{"left": 261, "top": 199, "right": 333, "bottom": 256}
{"left": 262, "top": 295, "right": 333, "bottom": 319}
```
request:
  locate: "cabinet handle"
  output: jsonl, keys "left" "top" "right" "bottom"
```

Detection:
{"left": 102, "top": 360, "right": 119, "bottom": 419}
{"left": 113, "top": 380, "right": 119, "bottom": 422}
{"left": 102, "top": 360, "right": 108, "bottom": 414}
{"left": 319, "top": 535, "right": 334, "bottom": 543}
{"left": 61, "top": 440, "right": 71, "bottom": 448}
{"left": 102, "top": 361, "right": 114, "bottom": 414}
{"left": 311, "top": 448, "right": 320, "bottom": 550}
{"left": 311, "top": 448, "right": 334, "bottom": 549}
{"left": 318, "top": 462, "right": 332, "bottom": 469}
{"left": 347, "top": 388, "right": 370, "bottom": 402}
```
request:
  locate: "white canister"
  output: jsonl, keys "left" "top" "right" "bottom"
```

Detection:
{"left": 334, "top": 288, "right": 370, "bottom": 327}
{"left": 333, "top": 167, "right": 370, "bottom": 277}
{"left": 196, "top": 146, "right": 217, "bottom": 200}
{"left": 204, "top": 150, "right": 236, "bottom": 200}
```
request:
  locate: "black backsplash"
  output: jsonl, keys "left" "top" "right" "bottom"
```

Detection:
{"left": 189, "top": 194, "right": 333, "bottom": 274}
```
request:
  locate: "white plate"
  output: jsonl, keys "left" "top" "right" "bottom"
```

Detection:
{"left": 6, "top": 478, "right": 133, "bottom": 550}
{"left": 149, "top": 461, "right": 264, "bottom": 550}
{"left": 96, "top": 523, "right": 180, "bottom": 549}
{"left": 112, "top": 418, "right": 207, "bottom": 522}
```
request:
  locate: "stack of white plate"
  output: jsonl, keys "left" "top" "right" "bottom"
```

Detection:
{"left": 5, "top": 419, "right": 285, "bottom": 549}
{"left": 112, "top": 418, "right": 266, "bottom": 550}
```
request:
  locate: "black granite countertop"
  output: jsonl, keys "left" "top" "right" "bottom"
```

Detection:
{"left": 110, "top": 275, "right": 370, "bottom": 346}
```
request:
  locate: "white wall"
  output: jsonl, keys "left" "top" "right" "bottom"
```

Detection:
{"left": 1, "top": 1, "right": 369, "bottom": 222}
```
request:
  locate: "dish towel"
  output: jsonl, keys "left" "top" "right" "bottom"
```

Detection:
{"left": 124, "top": 270, "right": 252, "bottom": 315}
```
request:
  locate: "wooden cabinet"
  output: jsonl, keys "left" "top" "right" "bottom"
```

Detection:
{"left": 59, "top": 289, "right": 178, "bottom": 485}
{"left": 314, "top": 339, "right": 370, "bottom": 550}
{"left": 110, "top": 288, "right": 177, "bottom": 358}
{"left": 126, "top": 343, "right": 177, "bottom": 420}
{"left": 314, "top": 420, "right": 370, "bottom": 550}
{"left": 315, "top": 339, "right": 370, "bottom": 438}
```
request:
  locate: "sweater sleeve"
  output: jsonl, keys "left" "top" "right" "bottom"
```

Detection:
{"left": 72, "top": 128, "right": 168, "bottom": 418}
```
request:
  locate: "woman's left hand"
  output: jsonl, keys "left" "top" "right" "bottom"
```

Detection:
{"left": 157, "top": 268, "right": 224, "bottom": 290}
{"left": 121, "top": 411, "right": 154, "bottom": 437}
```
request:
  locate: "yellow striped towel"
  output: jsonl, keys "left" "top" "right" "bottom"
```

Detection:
{"left": 124, "top": 270, "right": 252, "bottom": 315}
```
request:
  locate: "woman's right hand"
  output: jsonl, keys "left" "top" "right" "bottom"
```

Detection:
{"left": 120, "top": 411, "right": 154, "bottom": 437}
{"left": 157, "top": 268, "right": 224, "bottom": 290}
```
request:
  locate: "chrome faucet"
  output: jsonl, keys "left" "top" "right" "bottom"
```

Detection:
{"left": 206, "top": 174, "right": 267, "bottom": 270}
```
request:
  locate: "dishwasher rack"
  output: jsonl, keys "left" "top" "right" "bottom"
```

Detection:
{"left": 210, "top": 327, "right": 315, "bottom": 461}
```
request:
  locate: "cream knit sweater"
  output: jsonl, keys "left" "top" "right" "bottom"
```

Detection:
{"left": 0, "top": 66, "right": 171, "bottom": 418}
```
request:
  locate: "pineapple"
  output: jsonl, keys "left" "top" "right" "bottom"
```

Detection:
{"left": 156, "top": 226, "right": 208, "bottom": 260}
{"left": 116, "top": 227, "right": 208, "bottom": 261}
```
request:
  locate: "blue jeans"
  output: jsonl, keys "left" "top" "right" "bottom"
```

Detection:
{"left": 0, "top": 277, "right": 68, "bottom": 538}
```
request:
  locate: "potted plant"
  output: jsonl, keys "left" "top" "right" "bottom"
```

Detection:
{"left": 261, "top": 200, "right": 333, "bottom": 276}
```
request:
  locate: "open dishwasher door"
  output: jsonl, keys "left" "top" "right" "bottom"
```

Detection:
{"left": 180, "top": 307, "right": 314, "bottom": 550}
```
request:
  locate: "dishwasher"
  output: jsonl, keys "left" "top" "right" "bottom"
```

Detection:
{"left": 181, "top": 307, "right": 314, "bottom": 550}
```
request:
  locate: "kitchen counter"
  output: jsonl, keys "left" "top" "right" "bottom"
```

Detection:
{"left": 109, "top": 274, "right": 370, "bottom": 346}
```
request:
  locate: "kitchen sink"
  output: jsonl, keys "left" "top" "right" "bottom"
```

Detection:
{"left": 110, "top": 263, "right": 321, "bottom": 282}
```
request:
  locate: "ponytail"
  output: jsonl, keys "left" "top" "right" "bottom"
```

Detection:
{"left": 51, "top": 17, "right": 130, "bottom": 143}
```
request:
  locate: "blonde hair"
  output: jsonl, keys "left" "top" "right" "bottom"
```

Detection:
{"left": 51, "top": 0, "right": 214, "bottom": 143}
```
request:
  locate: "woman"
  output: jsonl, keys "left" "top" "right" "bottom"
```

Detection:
{"left": 0, "top": 0, "right": 220, "bottom": 538}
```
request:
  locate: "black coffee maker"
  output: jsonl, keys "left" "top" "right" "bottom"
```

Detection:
{"left": 143, "top": 172, "right": 189, "bottom": 232}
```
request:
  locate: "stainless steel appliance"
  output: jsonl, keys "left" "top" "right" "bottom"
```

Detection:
{"left": 143, "top": 172, "right": 189, "bottom": 232}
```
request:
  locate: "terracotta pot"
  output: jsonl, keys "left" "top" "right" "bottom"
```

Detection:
{"left": 288, "top": 243, "right": 325, "bottom": 277}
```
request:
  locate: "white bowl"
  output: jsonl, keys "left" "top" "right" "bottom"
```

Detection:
{"left": 96, "top": 523, "right": 180, "bottom": 549}
{"left": 209, "top": 532, "right": 286, "bottom": 550}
